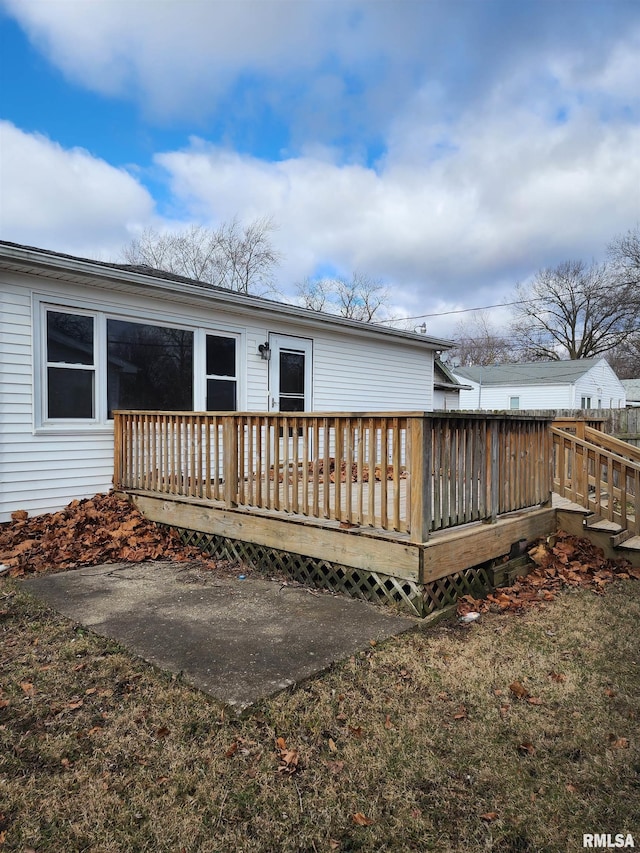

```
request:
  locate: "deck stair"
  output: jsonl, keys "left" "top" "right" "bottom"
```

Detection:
{"left": 552, "top": 423, "right": 640, "bottom": 567}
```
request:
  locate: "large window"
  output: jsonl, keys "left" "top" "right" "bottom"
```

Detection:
{"left": 46, "top": 310, "right": 95, "bottom": 419}
{"left": 107, "top": 320, "right": 193, "bottom": 417}
{"left": 206, "top": 334, "right": 237, "bottom": 410}
{"left": 39, "top": 303, "right": 240, "bottom": 426}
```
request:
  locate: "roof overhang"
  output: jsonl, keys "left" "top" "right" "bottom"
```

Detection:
{"left": 0, "top": 241, "right": 454, "bottom": 351}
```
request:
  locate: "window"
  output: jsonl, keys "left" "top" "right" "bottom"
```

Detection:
{"left": 206, "top": 334, "right": 237, "bottom": 410}
{"left": 38, "top": 301, "right": 242, "bottom": 428}
{"left": 45, "top": 310, "right": 96, "bottom": 419}
{"left": 107, "top": 320, "right": 193, "bottom": 417}
{"left": 581, "top": 396, "right": 591, "bottom": 409}
{"left": 509, "top": 396, "right": 520, "bottom": 410}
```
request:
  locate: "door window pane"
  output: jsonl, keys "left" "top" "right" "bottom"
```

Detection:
{"left": 48, "top": 367, "right": 94, "bottom": 418}
{"left": 279, "top": 351, "right": 305, "bottom": 394}
{"left": 279, "top": 397, "right": 305, "bottom": 413}
{"left": 107, "top": 320, "right": 193, "bottom": 415}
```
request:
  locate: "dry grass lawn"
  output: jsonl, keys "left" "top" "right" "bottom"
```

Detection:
{"left": 1, "top": 576, "right": 638, "bottom": 852}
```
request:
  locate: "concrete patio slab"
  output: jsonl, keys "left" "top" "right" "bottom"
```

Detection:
{"left": 22, "top": 561, "right": 416, "bottom": 712}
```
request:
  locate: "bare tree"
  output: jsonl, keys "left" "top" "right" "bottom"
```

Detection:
{"left": 296, "top": 272, "right": 391, "bottom": 322}
{"left": 609, "top": 225, "right": 640, "bottom": 288}
{"left": 448, "top": 310, "right": 516, "bottom": 366}
{"left": 509, "top": 259, "right": 639, "bottom": 360}
{"left": 121, "top": 217, "right": 281, "bottom": 296}
{"left": 605, "top": 338, "right": 640, "bottom": 379}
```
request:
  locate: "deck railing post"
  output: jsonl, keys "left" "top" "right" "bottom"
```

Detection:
{"left": 486, "top": 420, "right": 499, "bottom": 523}
{"left": 223, "top": 416, "right": 239, "bottom": 508}
{"left": 113, "top": 412, "right": 123, "bottom": 489}
{"left": 409, "top": 416, "right": 432, "bottom": 543}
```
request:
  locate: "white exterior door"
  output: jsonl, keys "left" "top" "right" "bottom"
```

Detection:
{"left": 268, "top": 334, "right": 312, "bottom": 412}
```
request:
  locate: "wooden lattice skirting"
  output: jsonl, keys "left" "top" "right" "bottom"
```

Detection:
{"left": 166, "top": 525, "right": 492, "bottom": 618}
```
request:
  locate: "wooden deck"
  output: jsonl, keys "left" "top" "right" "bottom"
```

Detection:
{"left": 115, "top": 410, "right": 557, "bottom": 584}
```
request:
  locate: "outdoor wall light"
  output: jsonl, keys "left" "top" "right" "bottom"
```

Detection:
{"left": 258, "top": 341, "right": 271, "bottom": 360}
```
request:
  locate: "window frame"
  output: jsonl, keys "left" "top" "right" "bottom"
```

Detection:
{"left": 509, "top": 396, "right": 520, "bottom": 410}
{"left": 34, "top": 296, "right": 244, "bottom": 432}
{"left": 39, "top": 305, "right": 100, "bottom": 428}
{"left": 205, "top": 332, "right": 239, "bottom": 412}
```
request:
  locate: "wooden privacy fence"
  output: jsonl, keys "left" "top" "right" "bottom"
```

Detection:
{"left": 114, "top": 411, "right": 553, "bottom": 543}
{"left": 551, "top": 425, "right": 640, "bottom": 535}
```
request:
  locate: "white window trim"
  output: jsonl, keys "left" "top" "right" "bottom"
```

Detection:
{"left": 33, "top": 295, "right": 244, "bottom": 433}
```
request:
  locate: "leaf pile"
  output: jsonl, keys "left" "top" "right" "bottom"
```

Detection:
{"left": 0, "top": 492, "right": 219, "bottom": 577}
{"left": 458, "top": 529, "right": 640, "bottom": 616}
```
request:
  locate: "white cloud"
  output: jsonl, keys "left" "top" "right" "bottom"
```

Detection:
{"left": 154, "top": 100, "right": 640, "bottom": 303}
{"left": 0, "top": 122, "right": 154, "bottom": 257}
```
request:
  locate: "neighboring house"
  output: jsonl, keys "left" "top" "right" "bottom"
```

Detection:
{"left": 433, "top": 357, "right": 471, "bottom": 410}
{"left": 452, "top": 358, "right": 626, "bottom": 412}
{"left": 0, "top": 241, "right": 452, "bottom": 521}
{"left": 622, "top": 379, "right": 640, "bottom": 407}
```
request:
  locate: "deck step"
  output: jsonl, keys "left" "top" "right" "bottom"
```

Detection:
{"left": 583, "top": 516, "right": 623, "bottom": 534}
{"left": 611, "top": 529, "right": 633, "bottom": 548}
{"left": 617, "top": 535, "right": 640, "bottom": 552}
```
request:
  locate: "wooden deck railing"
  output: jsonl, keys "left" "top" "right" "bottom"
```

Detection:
{"left": 551, "top": 426, "right": 640, "bottom": 535}
{"left": 114, "top": 411, "right": 553, "bottom": 543}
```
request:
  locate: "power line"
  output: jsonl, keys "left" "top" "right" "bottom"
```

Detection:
{"left": 382, "top": 278, "right": 638, "bottom": 324}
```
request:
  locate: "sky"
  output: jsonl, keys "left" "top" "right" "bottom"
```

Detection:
{"left": 0, "top": 0, "right": 639, "bottom": 337}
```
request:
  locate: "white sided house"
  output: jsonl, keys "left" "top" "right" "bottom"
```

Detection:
{"left": 0, "top": 241, "right": 452, "bottom": 522}
{"left": 453, "top": 358, "right": 626, "bottom": 412}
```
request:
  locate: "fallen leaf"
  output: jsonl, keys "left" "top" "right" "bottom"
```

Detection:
{"left": 66, "top": 699, "right": 83, "bottom": 710}
{"left": 549, "top": 672, "right": 566, "bottom": 683}
{"left": 527, "top": 697, "right": 544, "bottom": 706}
{"left": 609, "top": 735, "right": 629, "bottom": 749}
{"left": 509, "top": 681, "right": 529, "bottom": 700}
{"left": 352, "top": 812, "right": 375, "bottom": 826}
{"left": 517, "top": 742, "right": 536, "bottom": 755}
{"left": 604, "top": 688, "right": 617, "bottom": 698}
{"left": 155, "top": 726, "right": 170, "bottom": 739}
{"left": 85, "top": 687, "right": 97, "bottom": 695}
{"left": 348, "top": 725, "right": 363, "bottom": 739}
{"left": 566, "top": 783, "right": 578, "bottom": 793}
{"left": 384, "top": 715, "right": 393, "bottom": 729}
{"left": 20, "top": 681, "right": 34, "bottom": 695}
{"left": 225, "top": 742, "right": 239, "bottom": 758}
{"left": 326, "top": 760, "right": 344, "bottom": 775}
{"left": 480, "top": 812, "right": 499, "bottom": 822}
{"left": 328, "top": 737, "right": 338, "bottom": 753}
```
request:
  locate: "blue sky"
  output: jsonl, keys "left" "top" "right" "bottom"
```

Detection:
{"left": 0, "top": 0, "right": 638, "bottom": 336}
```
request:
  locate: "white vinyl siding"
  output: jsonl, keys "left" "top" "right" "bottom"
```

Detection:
{"left": 312, "top": 331, "right": 433, "bottom": 411}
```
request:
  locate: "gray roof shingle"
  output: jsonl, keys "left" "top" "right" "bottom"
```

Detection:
{"left": 454, "top": 358, "right": 605, "bottom": 386}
